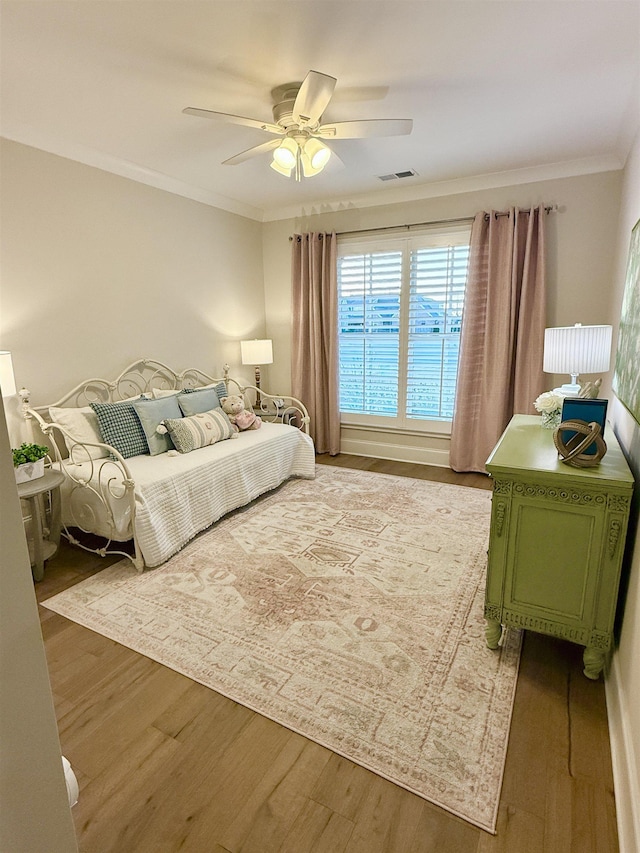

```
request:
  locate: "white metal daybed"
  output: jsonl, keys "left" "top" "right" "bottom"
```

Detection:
{"left": 25, "top": 358, "right": 315, "bottom": 570}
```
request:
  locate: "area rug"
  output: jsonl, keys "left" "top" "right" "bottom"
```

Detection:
{"left": 43, "top": 465, "right": 521, "bottom": 833}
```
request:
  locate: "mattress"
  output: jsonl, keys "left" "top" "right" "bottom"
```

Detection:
{"left": 57, "top": 422, "right": 315, "bottom": 567}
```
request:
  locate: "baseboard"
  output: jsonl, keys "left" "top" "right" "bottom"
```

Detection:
{"left": 605, "top": 652, "right": 640, "bottom": 853}
{"left": 339, "top": 436, "right": 450, "bottom": 468}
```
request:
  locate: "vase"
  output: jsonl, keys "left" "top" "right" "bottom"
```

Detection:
{"left": 541, "top": 410, "right": 561, "bottom": 430}
{"left": 15, "top": 458, "right": 45, "bottom": 484}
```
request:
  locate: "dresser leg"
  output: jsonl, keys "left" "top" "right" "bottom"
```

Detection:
{"left": 583, "top": 646, "right": 605, "bottom": 680}
{"left": 485, "top": 619, "right": 503, "bottom": 650}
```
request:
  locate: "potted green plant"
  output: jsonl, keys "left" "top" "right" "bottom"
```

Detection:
{"left": 12, "top": 442, "right": 49, "bottom": 484}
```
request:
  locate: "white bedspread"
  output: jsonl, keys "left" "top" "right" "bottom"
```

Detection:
{"left": 58, "top": 423, "right": 315, "bottom": 567}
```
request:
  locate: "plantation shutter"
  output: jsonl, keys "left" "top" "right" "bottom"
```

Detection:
{"left": 338, "top": 249, "right": 402, "bottom": 416}
{"left": 406, "top": 243, "right": 469, "bottom": 419}
{"left": 337, "top": 228, "right": 470, "bottom": 427}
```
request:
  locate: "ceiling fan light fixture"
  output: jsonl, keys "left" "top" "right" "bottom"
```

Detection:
{"left": 270, "top": 159, "right": 293, "bottom": 177}
{"left": 273, "top": 138, "right": 298, "bottom": 169}
{"left": 304, "top": 137, "right": 331, "bottom": 170}
{"left": 300, "top": 149, "right": 322, "bottom": 178}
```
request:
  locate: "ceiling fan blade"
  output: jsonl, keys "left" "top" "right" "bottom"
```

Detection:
{"left": 317, "top": 118, "right": 413, "bottom": 139}
{"left": 183, "top": 107, "right": 282, "bottom": 135}
{"left": 222, "top": 138, "right": 282, "bottom": 166}
{"left": 292, "top": 71, "right": 337, "bottom": 125}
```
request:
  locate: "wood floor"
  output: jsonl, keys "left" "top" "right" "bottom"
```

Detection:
{"left": 35, "top": 454, "right": 619, "bottom": 853}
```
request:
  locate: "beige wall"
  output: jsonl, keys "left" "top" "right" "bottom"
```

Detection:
{"left": 0, "top": 140, "right": 266, "bottom": 412}
{"left": 263, "top": 171, "right": 623, "bottom": 463}
{"left": 608, "top": 126, "right": 640, "bottom": 853}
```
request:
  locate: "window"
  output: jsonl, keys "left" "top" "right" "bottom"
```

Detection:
{"left": 337, "top": 228, "right": 470, "bottom": 429}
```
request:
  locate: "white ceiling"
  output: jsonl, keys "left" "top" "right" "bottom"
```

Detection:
{"left": 1, "top": 1, "right": 638, "bottom": 222}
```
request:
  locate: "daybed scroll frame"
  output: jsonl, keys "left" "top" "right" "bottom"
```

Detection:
{"left": 23, "top": 358, "right": 311, "bottom": 573}
{"left": 25, "top": 411, "right": 143, "bottom": 569}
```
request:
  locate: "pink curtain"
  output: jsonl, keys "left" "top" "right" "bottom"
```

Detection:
{"left": 291, "top": 232, "right": 340, "bottom": 455}
{"left": 449, "top": 206, "right": 547, "bottom": 473}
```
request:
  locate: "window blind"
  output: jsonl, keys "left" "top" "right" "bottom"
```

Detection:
{"left": 338, "top": 250, "right": 402, "bottom": 416}
{"left": 406, "top": 244, "right": 469, "bottom": 419}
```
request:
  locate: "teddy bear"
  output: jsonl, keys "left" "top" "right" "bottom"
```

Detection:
{"left": 220, "top": 395, "right": 262, "bottom": 431}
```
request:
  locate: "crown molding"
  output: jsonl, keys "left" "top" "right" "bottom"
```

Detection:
{"left": 0, "top": 127, "right": 264, "bottom": 222}
{"left": 2, "top": 126, "right": 625, "bottom": 226}
{"left": 261, "top": 155, "right": 625, "bottom": 222}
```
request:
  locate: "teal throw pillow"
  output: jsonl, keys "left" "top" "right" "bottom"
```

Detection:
{"left": 177, "top": 387, "right": 221, "bottom": 417}
{"left": 132, "top": 396, "right": 182, "bottom": 455}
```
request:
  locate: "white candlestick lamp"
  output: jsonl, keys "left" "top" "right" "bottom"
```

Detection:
{"left": 240, "top": 339, "right": 273, "bottom": 405}
{"left": 543, "top": 324, "right": 613, "bottom": 396}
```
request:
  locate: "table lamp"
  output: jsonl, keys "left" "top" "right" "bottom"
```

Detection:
{"left": 240, "top": 339, "right": 273, "bottom": 405}
{"left": 0, "top": 351, "right": 17, "bottom": 398}
{"left": 543, "top": 324, "right": 612, "bottom": 396}
{"left": 0, "top": 350, "right": 30, "bottom": 445}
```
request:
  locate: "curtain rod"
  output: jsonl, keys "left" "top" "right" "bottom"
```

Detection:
{"left": 288, "top": 205, "right": 558, "bottom": 240}
{"left": 337, "top": 215, "right": 474, "bottom": 238}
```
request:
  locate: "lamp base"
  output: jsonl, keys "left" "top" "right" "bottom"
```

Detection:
{"left": 255, "top": 366, "right": 262, "bottom": 407}
{"left": 552, "top": 382, "right": 582, "bottom": 397}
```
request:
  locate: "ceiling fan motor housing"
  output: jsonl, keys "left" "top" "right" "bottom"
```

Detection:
{"left": 272, "top": 85, "right": 316, "bottom": 130}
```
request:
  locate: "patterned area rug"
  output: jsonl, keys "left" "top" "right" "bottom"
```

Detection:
{"left": 43, "top": 466, "right": 521, "bottom": 833}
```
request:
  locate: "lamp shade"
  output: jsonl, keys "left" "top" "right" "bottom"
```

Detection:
{"left": 273, "top": 138, "right": 298, "bottom": 169}
{"left": 0, "top": 351, "right": 17, "bottom": 397}
{"left": 304, "top": 138, "right": 331, "bottom": 170}
{"left": 300, "top": 149, "right": 322, "bottom": 178}
{"left": 543, "top": 324, "right": 612, "bottom": 375}
{"left": 270, "top": 159, "right": 293, "bottom": 177}
{"left": 241, "top": 339, "right": 273, "bottom": 366}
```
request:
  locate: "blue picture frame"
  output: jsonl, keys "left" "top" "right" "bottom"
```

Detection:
{"left": 560, "top": 397, "right": 608, "bottom": 455}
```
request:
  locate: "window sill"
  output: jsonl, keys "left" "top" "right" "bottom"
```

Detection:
{"left": 340, "top": 418, "right": 452, "bottom": 439}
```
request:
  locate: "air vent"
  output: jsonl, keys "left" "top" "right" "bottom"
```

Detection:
{"left": 377, "top": 169, "right": 418, "bottom": 181}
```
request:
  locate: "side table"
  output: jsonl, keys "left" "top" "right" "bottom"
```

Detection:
{"left": 16, "top": 469, "right": 66, "bottom": 582}
{"left": 484, "top": 414, "right": 634, "bottom": 679}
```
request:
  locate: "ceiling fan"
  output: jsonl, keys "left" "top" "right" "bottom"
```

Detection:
{"left": 183, "top": 70, "right": 413, "bottom": 180}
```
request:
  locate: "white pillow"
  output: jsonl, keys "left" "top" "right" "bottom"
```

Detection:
{"left": 152, "top": 379, "right": 229, "bottom": 400}
{"left": 151, "top": 388, "right": 180, "bottom": 399}
{"left": 151, "top": 384, "right": 221, "bottom": 400}
{"left": 49, "top": 406, "right": 109, "bottom": 459}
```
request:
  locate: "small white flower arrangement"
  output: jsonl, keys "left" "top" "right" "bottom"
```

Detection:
{"left": 534, "top": 391, "right": 563, "bottom": 428}
{"left": 533, "top": 391, "right": 563, "bottom": 414}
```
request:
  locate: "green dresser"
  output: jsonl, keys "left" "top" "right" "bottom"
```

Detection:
{"left": 484, "top": 414, "right": 634, "bottom": 679}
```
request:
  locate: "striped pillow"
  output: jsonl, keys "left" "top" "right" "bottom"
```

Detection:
{"left": 213, "top": 381, "right": 228, "bottom": 404}
{"left": 162, "top": 408, "right": 235, "bottom": 454}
